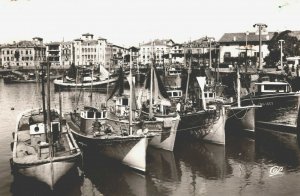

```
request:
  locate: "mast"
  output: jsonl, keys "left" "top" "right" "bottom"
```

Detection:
{"left": 149, "top": 42, "right": 154, "bottom": 119}
{"left": 106, "top": 46, "right": 113, "bottom": 106}
{"left": 41, "top": 63, "right": 48, "bottom": 142}
{"left": 89, "top": 64, "right": 94, "bottom": 105}
{"left": 129, "top": 49, "right": 133, "bottom": 135}
{"left": 59, "top": 86, "right": 63, "bottom": 138}
{"left": 185, "top": 45, "right": 192, "bottom": 106}
{"left": 46, "top": 61, "right": 53, "bottom": 155}
{"left": 237, "top": 63, "right": 241, "bottom": 107}
{"left": 46, "top": 60, "right": 54, "bottom": 189}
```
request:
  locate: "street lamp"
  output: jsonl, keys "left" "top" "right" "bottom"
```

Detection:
{"left": 253, "top": 23, "right": 268, "bottom": 69}
{"left": 278, "top": 39, "right": 285, "bottom": 69}
{"left": 205, "top": 37, "right": 215, "bottom": 68}
{"left": 245, "top": 31, "right": 249, "bottom": 48}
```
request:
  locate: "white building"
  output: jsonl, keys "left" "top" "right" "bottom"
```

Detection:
{"left": 73, "top": 33, "right": 107, "bottom": 67}
{"left": 218, "top": 32, "right": 274, "bottom": 65}
{"left": 0, "top": 37, "right": 46, "bottom": 68}
{"left": 139, "top": 39, "right": 174, "bottom": 65}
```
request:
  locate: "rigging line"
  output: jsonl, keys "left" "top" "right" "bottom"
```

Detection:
{"left": 227, "top": 107, "right": 250, "bottom": 120}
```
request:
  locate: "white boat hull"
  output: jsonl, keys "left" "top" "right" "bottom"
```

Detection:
{"left": 142, "top": 116, "right": 180, "bottom": 151}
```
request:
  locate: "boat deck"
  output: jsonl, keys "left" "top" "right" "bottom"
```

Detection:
{"left": 14, "top": 110, "right": 79, "bottom": 164}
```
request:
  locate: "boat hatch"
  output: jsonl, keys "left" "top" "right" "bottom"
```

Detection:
{"left": 51, "top": 122, "right": 60, "bottom": 143}
{"left": 81, "top": 110, "right": 106, "bottom": 119}
{"left": 29, "top": 123, "right": 46, "bottom": 146}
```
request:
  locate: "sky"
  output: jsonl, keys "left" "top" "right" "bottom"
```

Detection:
{"left": 0, "top": 0, "right": 299, "bottom": 47}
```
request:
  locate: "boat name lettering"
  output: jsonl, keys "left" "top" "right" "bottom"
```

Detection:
{"left": 259, "top": 101, "right": 274, "bottom": 106}
{"left": 144, "top": 124, "right": 162, "bottom": 129}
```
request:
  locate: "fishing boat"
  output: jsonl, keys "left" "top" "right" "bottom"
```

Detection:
{"left": 10, "top": 62, "right": 81, "bottom": 189}
{"left": 240, "top": 75, "right": 300, "bottom": 135}
{"left": 66, "top": 64, "right": 155, "bottom": 172}
{"left": 163, "top": 52, "right": 227, "bottom": 145}
{"left": 138, "top": 79, "right": 180, "bottom": 151}
{"left": 225, "top": 63, "right": 261, "bottom": 136}
{"left": 176, "top": 74, "right": 228, "bottom": 144}
{"left": 54, "top": 64, "right": 118, "bottom": 91}
{"left": 135, "top": 46, "right": 180, "bottom": 151}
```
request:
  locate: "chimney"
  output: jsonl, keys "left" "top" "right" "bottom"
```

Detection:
{"left": 233, "top": 36, "right": 236, "bottom": 41}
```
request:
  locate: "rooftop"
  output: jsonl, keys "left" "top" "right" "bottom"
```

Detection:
{"left": 219, "top": 32, "right": 274, "bottom": 43}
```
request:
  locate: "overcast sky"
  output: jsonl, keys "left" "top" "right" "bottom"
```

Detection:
{"left": 0, "top": 0, "right": 299, "bottom": 46}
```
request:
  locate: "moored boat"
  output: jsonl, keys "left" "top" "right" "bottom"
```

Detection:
{"left": 66, "top": 106, "right": 155, "bottom": 172}
{"left": 163, "top": 62, "right": 227, "bottom": 145}
{"left": 11, "top": 108, "right": 82, "bottom": 189}
{"left": 54, "top": 64, "right": 118, "bottom": 91}
{"left": 225, "top": 64, "right": 260, "bottom": 136}
{"left": 241, "top": 77, "right": 300, "bottom": 133}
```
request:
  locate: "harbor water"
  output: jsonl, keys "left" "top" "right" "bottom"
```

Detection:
{"left": 1, "top": 78, "right": 300, "bottom": 195}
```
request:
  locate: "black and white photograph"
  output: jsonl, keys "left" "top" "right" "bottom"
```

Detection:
{"left": 1, "top": 0, "right": 300, "bottom": 195}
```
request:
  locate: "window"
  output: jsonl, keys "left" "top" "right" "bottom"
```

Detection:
{"left": 95, "top": 112, "right": 101, "bottom": 118}
{"left": 173, "top": 92, "right": 178, "bottom": 96}
{"left": 224, "top": 52, "right": 231, "bottom": 58}
{"left": 87, "top": 111, "right": 94, "bottom": 118}
{"left": 122, "top": 98, "right": 128, "bottom": 106}
{"left": 254, "top": 52, "right": 263, "bottom": 58}
{"left": 239, "top": 52, "right": 246, "bottom": 58}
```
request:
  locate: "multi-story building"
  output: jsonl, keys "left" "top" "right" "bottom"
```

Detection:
{"left": 218, "top": 32, "right": 274, "bottom": 65}
{"left": 46, "top": 42, "right": 60, "bottom": 67}
{"left": 46, "top": 41, "right": 74, "bottom": 68}
{"left": 73, "top": 33, "right": 107, "bottom": 67}
{"left": 105, "top": 44, "right": 127, "bottom": 69}
{"left": 127, "top": 46, "right": 140, "bottom": 65}
{"left": 0, "top": 37, "right": 46, "bottom": 68}
{"left": 139, "top": 39, "right": 174, "bottom": 65}
{"left": 60, "top": 41, "right": 74, "bottom": 67}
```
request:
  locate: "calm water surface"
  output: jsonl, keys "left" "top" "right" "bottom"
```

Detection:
{"left": 1, "top": 78, "right": 300, "bottom": 196}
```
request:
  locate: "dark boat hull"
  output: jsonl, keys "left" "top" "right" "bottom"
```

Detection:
{"left": 241, "top": 93, "right": 300, "bottom": 129}
{"left": 225, "top": 106, "right": 257, "bottom": 137}
{"left": 177, "top": 106, "right": 227, "bottom": 145}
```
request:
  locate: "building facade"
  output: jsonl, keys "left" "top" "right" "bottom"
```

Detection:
{"left": 73, "top": 33, "right": 107, "bottom": 67}
{"left": 139, "top": 39, "right": 174, "bottom": 65}
{"left": 0, "top": 37, "right": 46, "bottom": 68}
{"left": 46, "top": 41, "right": 74, "bottom": 68}
{"left": 218, "top": 32, "right": 274, "bottom": 65}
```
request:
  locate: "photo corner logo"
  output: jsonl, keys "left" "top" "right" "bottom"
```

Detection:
{"left": 269, "top": 166, "right": 284, "bottom": 177}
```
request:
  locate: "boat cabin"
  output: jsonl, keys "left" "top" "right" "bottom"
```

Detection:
{"left": 113, "top": 96, "right": 130, "bottom": 117}
{"left": 167, "top": 89, "right": 183, "bottom": 99}
{"left": 80, "top": 107, "right": 107, "bottom": 134}
{"left": 167, "top": 68, "right": 182, "bottom": 76}
{"left": 254, "top": 81, "right": 291, "bottom": 94}
{"left": 80, "top": 107, "right": 107, "bottom": 120}
{"left": 203, "top": 91, "right": 216, "bottom": 101}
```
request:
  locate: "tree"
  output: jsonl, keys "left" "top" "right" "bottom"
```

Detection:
{"left": 264, "top": 30, "right": 300, "bottom": 66}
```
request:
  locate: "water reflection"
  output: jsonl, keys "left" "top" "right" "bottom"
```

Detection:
{"left": 255, "top": 129, "right": 300, "bottom": 170}
{"left": 10, "top": 168, "right": 82, "bottom": 196}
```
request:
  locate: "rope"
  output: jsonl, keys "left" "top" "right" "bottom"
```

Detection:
{"left": 227, "top": 107, "right": 250, "bottom": 120}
